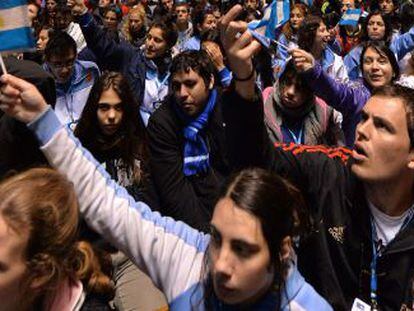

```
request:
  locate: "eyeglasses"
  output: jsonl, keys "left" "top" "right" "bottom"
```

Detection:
{"left": 48, "top": 58, "right": 75, "bottom": 69}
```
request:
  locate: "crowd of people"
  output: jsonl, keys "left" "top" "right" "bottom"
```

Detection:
{"left": 2, "top": 0, "right": 414, "bottom": 310}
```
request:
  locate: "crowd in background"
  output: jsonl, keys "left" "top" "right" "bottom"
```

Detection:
{"left": 2, "top": 0, "right": 414, "bottom": 310}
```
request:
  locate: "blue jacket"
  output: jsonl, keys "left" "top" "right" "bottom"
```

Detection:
{"left": 344, "top": 25, "right": 414, "bottom": 80}
{"left": 302, "top": 63, "right": 371, "bottom": 147}
{"left": 29, "top": 107, "right": 333, "bottom": 311}
{"left": 183, "top": 36, "right": 201, "bottom": 51}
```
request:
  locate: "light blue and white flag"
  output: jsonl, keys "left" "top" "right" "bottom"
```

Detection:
{"left": 0, "top": 0, "right": 35, "bottom": 52}
{"left": 248, "top": 0, "right": 290, "bottom": 40}
{"left": 339, "top": 8, "right": 362, "bottom": 27}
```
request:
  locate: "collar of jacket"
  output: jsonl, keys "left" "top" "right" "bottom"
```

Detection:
{"left": 144, "top": 54, "right": 172, "bottom": 80}
{"left": 209, "top": 256, "right": 317, "bottom": 310}
{"left": 44, "top": 278, "right": 85, "bottom": 311}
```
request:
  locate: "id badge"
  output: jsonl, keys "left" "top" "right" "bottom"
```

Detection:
{"left": 351, "top": 298, "right": 371, "bottom": 311}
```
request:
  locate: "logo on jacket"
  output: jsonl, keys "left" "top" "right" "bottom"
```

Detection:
{"left": 328, "top": 226, "right": 345, "bottom": 244}
{"left": 86, "top": 71, "right": 92, "bottom": 82}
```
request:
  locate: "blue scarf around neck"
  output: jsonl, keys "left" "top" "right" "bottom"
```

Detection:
{"left": 177, "top": 88, "right": 217, "bottom": 177}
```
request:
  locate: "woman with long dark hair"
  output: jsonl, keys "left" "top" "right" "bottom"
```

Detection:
{"left": 74, "top": 71, "right": 166, "bottom": 310}
{"left": 75, "top": 71, "right": 149, "bottom": 201}
{"left": 296, "top": 15, "right": 349, "bottom": 82}
{"left": 344, "top": 10, "right": 414, "bottom": 80}
{"left": 102, "top": 4, "right": 123, "bottom": 42}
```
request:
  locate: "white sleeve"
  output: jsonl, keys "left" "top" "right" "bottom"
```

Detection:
{"left": 27, "top": 107, "right": 209, "bottom": 303}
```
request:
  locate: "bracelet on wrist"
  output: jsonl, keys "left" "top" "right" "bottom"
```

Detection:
{"left": 233, "top": 68, "right": 255, "bottom": 82}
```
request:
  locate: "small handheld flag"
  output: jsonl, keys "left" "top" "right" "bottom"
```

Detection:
{"left": 0, "top": 0, "right": 35, "bottom": 52}
{"left": 339, "top": 9, "right": 362, "bottom": 27}
{"left": 248, "top": 0, "right": 290, "bottom": 40}
{"left": 250, "top": 30, "right": 289, "bottom": 54}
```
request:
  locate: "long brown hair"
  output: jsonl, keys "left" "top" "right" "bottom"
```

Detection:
{"left": 0, "top": 168, "right": 114, "bottom": 308}
{"left": 75, "top": 71, "right": 149, "bottom": 184}
{"left": 281, "top": 3, "right": 308, "bottom": 41}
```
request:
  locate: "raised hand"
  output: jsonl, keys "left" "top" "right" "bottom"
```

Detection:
{"left": 202, "top": 41, "right": 225, "bottom": 71}
{"left": 67, "top": 0, "right": 88, "bottom": 16}
{"left": 290, "top": 48, "right": 315, "bottom": 73}
{"left": 0, "top": 74, "right": 48, "bottom": 123}
{"left": 220, "top": 5, "right": 261, "bottom": 81}
{"left": 220, "top": 5, "right": 261, "bottom": 99}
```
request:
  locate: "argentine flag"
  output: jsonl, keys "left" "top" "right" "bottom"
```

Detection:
{"left": 0, "top": 0, "right": 35, "bottom": 52}
{"left": 339, "top": 9, "right": 362, "bottom": 27}
{"left": 248, "top": 0, "right": 290, "bottom": 40}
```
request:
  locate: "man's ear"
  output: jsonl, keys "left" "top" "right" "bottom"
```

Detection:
{"left": 407, "top": 150, "right": 414, "bottom": 170}
{"left": 209, "top": 75, "right": 215, "bottom": 90}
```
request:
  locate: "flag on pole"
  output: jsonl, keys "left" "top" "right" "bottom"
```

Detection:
{"left": 248, "top": 0, "right": 290, "bottom": 40}
{"left": 0, "top": 0, "right": 35, "bottom": 52}
{"left": 339, "top": 9, "right": 362, "bottom": 27}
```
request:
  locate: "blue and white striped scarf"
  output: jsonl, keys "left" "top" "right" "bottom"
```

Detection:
{"left": 178, "top": 88, "right": 217, "bottom": 176}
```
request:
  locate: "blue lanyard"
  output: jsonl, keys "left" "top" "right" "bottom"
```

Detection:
{"left": 370, "top": 209, "right": 414, "bottom": 309}
{"left": 287, "top": 126, "right": 303, "bottom": 144}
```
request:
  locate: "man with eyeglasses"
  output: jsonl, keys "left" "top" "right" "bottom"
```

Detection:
{"left": 44, "top": 31, "right": 99, "bottom": 128}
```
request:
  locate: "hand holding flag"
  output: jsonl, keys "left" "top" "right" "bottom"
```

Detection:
{"left": 247, "top": 0, "right": 290, "bottom": 56}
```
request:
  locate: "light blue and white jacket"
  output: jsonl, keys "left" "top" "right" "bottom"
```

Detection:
{"left": 27, "top": 107, "right": 333, "bottom": 311}
{"left": 141, "top": 57, "right": 170, "bottom": 126}
{"left": 344, "top": 25, "right": 414, "bottom": 80}
{"left": 44, "top": 60, "right": 99, "bottom": 127}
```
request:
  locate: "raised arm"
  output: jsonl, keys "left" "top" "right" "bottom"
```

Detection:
{"left": 67, "top": 0, "right": 138, "bottom": 69}
{"left": 219, "top": 8, "right": 353, "bottom": 214}
{"left": 291, "top": 48, "right": 369, "bottom": 118}
{"left": 0, "top": 74, "right": 208, "bottom": 304}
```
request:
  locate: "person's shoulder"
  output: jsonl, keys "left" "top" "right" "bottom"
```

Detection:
{"left": 147, "top": 99, "right": 180, "bottom": 134}
{"left": 346, "top": 44, "right": 363, "bottom": 57}
{"left": 76, "top": 59, "right": 100, "bottom": 72}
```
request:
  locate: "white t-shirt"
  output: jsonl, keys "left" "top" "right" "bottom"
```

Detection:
{"left": 368, "top": 200, "right": 414, "bottom": 247}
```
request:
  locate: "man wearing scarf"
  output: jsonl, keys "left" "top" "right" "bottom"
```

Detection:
{"left": 147, "top": 50, "right": 251, "bottom": 232}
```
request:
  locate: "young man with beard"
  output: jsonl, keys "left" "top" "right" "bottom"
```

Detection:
{"left": 146, "top": 50, "right": 254, "bottom": 232}
{"left": 221, "top": 5, "right": 414, "bottom": 311}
